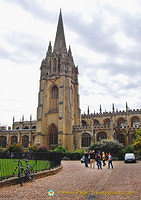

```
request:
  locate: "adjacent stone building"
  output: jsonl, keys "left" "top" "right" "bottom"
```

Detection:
{"left": 0, "top": 11, "right": 140, "bottom": 151}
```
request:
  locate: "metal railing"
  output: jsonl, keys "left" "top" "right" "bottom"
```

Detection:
{"left": 0, "top": 152, "right": 62, "bottom": 181}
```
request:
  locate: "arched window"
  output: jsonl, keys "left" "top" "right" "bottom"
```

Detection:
{"left": 11, "top": 136, "right": 17, "bottom": 145}
{"left": 97, "top": 132, "right": 107, "bottom": 141}
{"left": 104, "top": 118, "right": 110, "bottom": 125}
{"left": 117, "top": 118, "right": 125, "bottom": 128}
{"left": 0, "top": 136, "right": 6, "bottom": 148}
{"left": 118, "top": 134, "right": 125, "bottom": 145}
{"left": 93, "top": 120, "right": 99, "bottom": 126}
{"left": 32, "top": 126, "right": 36, "bottom": 129}
{"left": 22, "top": 135, "right": 29, "bottom": 148}
{"left": 16, "top": 127, "right": 19, "bottom": 130}
{"left": 131, "top": 117, "right": 140, "bottom": 128}
{"left": 51, "top": 85, "right": 58, "bottom": 111}
{"left": 82, "top": 133, "right": 91, "bottom": 147}
{"left": 49, "top": 124, "right": 58, "bottom": 146}
{"left": 82, "top": 120, "right": 87, "bottom": 126}
{"left": 24, "top": 126, "right": 29, "bottom": 129}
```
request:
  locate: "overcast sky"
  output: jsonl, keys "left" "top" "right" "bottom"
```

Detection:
{"left": 0, "top": 0, "right": 140, "bottom": 126}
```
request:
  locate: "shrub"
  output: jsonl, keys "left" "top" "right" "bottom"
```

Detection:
{"left": 29, "top": 145, "right": 38, "bottom": 152}
{"left": 53, "top": 146, "right": 67, "bottom": 153}
{"left": 89, "top": 139, "right": 124, "bottom": 159}
{"left": 74, "top": 148, "right": 85, "bottom": 154}
{"left": 7, "top": 143, "right": 23, "bottom": 152}
{"left": 37, "top": 145, "right": 48, "bottom": 152}
{"left": 63, "top": 152, "right": 83, "bottom": 160}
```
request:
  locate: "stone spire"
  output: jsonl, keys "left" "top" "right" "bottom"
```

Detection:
{"left": 53, "top": 10, "right": 67, "bottom": 54}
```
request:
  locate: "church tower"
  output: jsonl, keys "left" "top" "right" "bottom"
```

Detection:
{"left": 35, "top": 11, "right": 80, "bottom": 151}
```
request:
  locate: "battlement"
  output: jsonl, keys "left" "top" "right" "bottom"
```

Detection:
{"left": 81, "top": 108, "right": 141, "bottom": 118}
{"left": 73, "top": 124, "right": 110, "bottom": 131}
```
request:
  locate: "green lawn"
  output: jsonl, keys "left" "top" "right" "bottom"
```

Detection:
{"left": 0, "top": 159, "right": 51, "bottom": 180}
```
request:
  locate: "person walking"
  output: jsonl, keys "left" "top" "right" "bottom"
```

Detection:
{"left": 102, "top": 152, "right": 106, "bottom": 166}
{"left": 108, "top": 152, "right": 113, "bottom": 169}
{"left": 84, "top": 150, "right": 89, "bottom": 167}
{"left": 96, "top": 151, "right": 102, "bottom": 169}
{"left": 90, "top": 150, "right": 95, "bottom": 169}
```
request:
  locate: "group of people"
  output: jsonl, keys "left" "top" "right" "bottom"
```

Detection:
{"left": 84, "top": 150, "right": 113, "bottom": 169}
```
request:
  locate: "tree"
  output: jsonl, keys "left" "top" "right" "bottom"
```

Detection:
{"left": 89, "top": 139, "right": 124, "bottom": 159}
{"left": 133, "top": 130, "right": 141, "bottom": 158}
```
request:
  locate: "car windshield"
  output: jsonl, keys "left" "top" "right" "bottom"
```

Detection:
{"left": 125, "top": 154, "right": 135, "bottom": 157}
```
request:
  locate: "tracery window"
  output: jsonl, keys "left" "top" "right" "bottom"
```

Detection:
{"left": 97, "top": 132, "right": 107, "bottom": 141}
{"left": 22, "top": 135, "right": 29, "bottom": 148}
{"left": 82, "top": 120, "right": 87, "bottom": 126}
{"left": 131, "top": 117, "right": 140, "bottom": 128}
{"left": 0, "top": 136, "right": 6, "bottom": 148}
{"left": 82, "top": 133, "right": 91, "bottom": 147}
{"left": 117, "top": 118, "right": 125, "bottom": 128}
{"left": 11, "top": 136, "right": 17, "bottom": 145}
{"left": 93, "top": 120, "right": 99, "bottom": 126}
{"left": 50, "top": 85, "right": 58, "bottom": 111}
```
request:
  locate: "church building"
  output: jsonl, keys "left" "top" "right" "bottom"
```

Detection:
{"left": 0, "top": 11, "right": 141, "bottom": 151}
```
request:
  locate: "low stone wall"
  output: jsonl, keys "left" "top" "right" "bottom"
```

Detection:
{"left": 0, "top": 164, "right": 63, "bottom": 188}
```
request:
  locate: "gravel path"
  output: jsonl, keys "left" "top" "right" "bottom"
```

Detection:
{"left": 0, "top": 161, "right": 140, "bottom": 200}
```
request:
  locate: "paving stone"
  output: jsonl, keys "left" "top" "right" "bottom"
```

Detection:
{"left": 0, "top": 161, "right": 140, "bottom": 200}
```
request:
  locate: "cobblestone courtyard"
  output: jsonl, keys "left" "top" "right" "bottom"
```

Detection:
{"left": 0, "top": 161, "right": 140, "bottom": 200}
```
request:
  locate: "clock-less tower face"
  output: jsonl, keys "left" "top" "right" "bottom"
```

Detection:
{"left": 35, "top": 11, "right": 80, "bottom": 151}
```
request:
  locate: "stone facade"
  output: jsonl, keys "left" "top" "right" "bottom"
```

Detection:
{"left": 0, "top": 11, "right": 140, "bottom": 151}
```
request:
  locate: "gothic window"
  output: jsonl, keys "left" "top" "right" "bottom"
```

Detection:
{"left": 82, "top": 120, "right": 87, "bottom": 126}
{"left": 22, "top": 135, "right": 29, "bottom": 148}
{"left": 118, "top": 134, "right": 125, "bottom": 145}
{"left": 11, "top": 136, "right": 17, "bottom": 145}
{"left": 131, "top": 117, "right": 140, "bottom": 128}
{"left": 82, "top": 133, "right": 91, "bottom": 147}
{"left": 49, "top": 124, "right": 58, "bottom": 146}
{"left": 53, "top": 58, "right": 57, "bottom": 72}
{"left": 104, "top": 118, "right": 110, "bottom": 125}
{"left": 117, "top": 118, "right": 125, "bottom": 128}
{"left": 0, "top": 136, "right": 6, "bottom": 148}
{"left": 24, "top": 126, "right": 29, "bottom": 129}
{"left": 93, "top": 120, "right": 99, "bottom": 126}
{"left": 51, "top": 85, "right": 58, "bottom": 111}
{"left": 97, "top": 132, "right": 107, "bottom": 141}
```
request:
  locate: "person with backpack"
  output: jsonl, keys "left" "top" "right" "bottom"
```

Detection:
{"left": 108, "top": 152, "right": 113, "bottom": 169}
{"left": 95, "top": 151, "right": 102, "bottom": 169}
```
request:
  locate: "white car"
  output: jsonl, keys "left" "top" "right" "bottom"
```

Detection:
{"left": 124, "top": 153, "right": 136, "bottom": 163}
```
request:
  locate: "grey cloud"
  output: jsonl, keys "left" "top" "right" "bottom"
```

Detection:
{"left": 1, "top": 31, "right": 46, "bottom": 63}
{"left": 5, "top": 0, "right": 56, "bottom": 22}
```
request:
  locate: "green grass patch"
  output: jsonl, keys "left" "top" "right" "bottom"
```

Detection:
{"left": 0, "top": 159, "right": 51, "bottom": 180}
